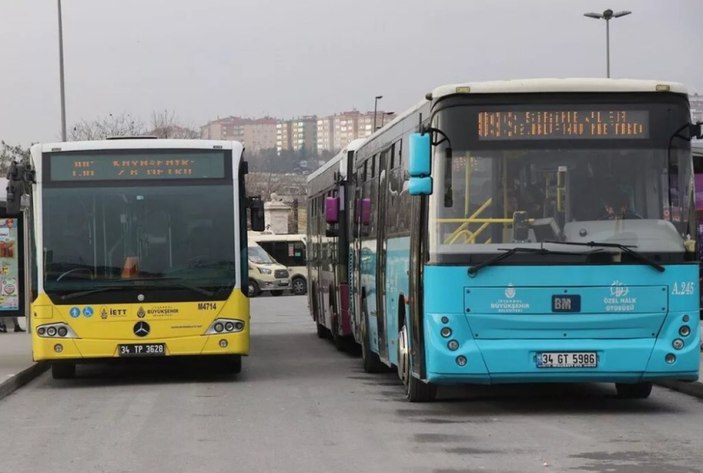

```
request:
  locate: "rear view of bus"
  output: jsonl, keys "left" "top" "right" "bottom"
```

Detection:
{"left": 24, "top": 139, "right": 259, "bottom": 378}
{"left": 405, "top": 79, "right": 701, "bottom": 400}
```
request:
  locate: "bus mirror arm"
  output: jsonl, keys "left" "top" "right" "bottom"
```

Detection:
{"left": 248, "top": 195, "right": 265, "bottom": 232}
{"left": 691, "top": 122, "right": 703, "bottom": 140}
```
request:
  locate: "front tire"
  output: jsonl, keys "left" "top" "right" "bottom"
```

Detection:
{"left": 316, "top": 322, "right": 329, "bottom": 339}
{"left": 292, "top": 277, "right": 307, "bottom": 296}
{"left": 398, "top": 322, "right": 436, "bottom": 402}
{"left": 217, "top": 355, "right": 242, "bottom": 375}
{"left": 360, "top": 310, "right": 385, "bottom": 373}
{"left": 248, "top": 280, "right": 260, "bottom": 297}
{"left": 331, "top": 311, "right": 345, "bottom": 351}
{"left": 615, "top": 382, "right": 652, "bottom": 399}
{"left": 51, "top": 362, "right": 76, "bottom": 380}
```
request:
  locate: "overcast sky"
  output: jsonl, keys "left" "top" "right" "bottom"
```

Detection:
{"left": 1, "top": 0, "right": 701, "bottom": 145}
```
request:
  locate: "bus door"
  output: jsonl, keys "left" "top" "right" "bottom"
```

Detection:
{"left": 375, "top": 150, "right": 389, "bottom": 361}
{"left": 351, "top": 167, "right": 364, "bottom": 341}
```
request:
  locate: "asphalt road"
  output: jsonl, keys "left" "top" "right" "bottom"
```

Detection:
{"left": 1, "top": 295, "right": 703, "bottom": 473}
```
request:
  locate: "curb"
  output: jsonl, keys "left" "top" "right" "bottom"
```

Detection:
{"left": 656, "top": 380, "right": 703, "bottom": 399}
{"left": 0, "top": 362, "right": 49, "bottom": 402}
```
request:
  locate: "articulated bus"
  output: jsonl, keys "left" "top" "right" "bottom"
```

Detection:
{"left": 307, "top": 139, "right": 365, "bottom": 347}
{"left": 9, "top": 139, "right": 263, "bottom": 379}
{"left": 315, "top": 78, "right": 702, "bottom": 401}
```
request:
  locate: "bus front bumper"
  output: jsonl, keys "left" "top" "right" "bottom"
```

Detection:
{"left": 32, "top": 332, "right": 249, "bottom": 362}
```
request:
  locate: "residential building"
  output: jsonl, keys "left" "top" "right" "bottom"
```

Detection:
{"left": 200, "top": 116, "right": 277, "bottom": 153}
{"left": 316, "top": 110, "right": 396, "bottom": 153}
{"left": 276, "top": 116, "right": 317, "bottom": 154}
{"left": 690, "top": 93, "right": 703, "bottom": 124}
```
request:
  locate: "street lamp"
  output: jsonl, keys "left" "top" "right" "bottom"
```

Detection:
{"left": 381, "top": 112, "right": 394, "bottom": 127}
{"left": 57, "top": 0, "right": 67, "bottom": 141}
{"left": 583, "top": 9, "right": 631, "bottom": 78}
{"left": 373, "top": 95, "right": 383, "bottom": 131}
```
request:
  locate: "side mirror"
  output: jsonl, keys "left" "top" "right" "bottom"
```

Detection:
{"left": 409, "top": 177, "right": 432, "bottom": 195}
{"left": 409, "top": 133, "right": 431, "bottom": 178}
{"left": 249, "top": 196, "right": 265, "bottom": 232}
{"left": 408, "top": 132, "right": 433, "bottom": 196}
{"left": 691, "top": 122, "right": 703, "bottom": 140}
{"left": 360, "top": 198, "right": 371, "bottom": 226}
{"left": 325, "top": 196, "right": 339, "bottom": 224}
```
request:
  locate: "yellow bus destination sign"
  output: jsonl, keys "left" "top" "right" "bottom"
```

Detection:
{"left": 478, "top": 110, "right": 649, "bottom": 140}
{"left": 48, "top": 151, "right": 226, "bottom": 181}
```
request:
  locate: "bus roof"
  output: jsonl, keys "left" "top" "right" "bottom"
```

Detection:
{"left": 429, "top": 78, "right": 688, "bottom": 101}
{"left": 306, "top": 138, "right": 366, "bottom": 184}
{"left": 33, "top": 139, "right": 243, "bottom": 154}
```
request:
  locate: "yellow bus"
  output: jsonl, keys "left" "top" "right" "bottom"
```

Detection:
{"left": 11, "top": 139, "right": 263, "bottom": 378}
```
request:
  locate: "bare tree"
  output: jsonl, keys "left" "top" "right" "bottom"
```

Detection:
{"left": 0, "top": 141, "right": 30, "bottom": 174}
{"left": 150, "top": 110, "right": 199, "bottom": 139}
{"left": 69, "top": 113, "right": 145, "bottom": 141}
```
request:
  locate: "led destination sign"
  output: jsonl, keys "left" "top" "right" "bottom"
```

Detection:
{"left": 478, "top": 110, "right": 649, "bottom": 140}
{"left": 49, "top": 151, "right": 226, "bottom": 181}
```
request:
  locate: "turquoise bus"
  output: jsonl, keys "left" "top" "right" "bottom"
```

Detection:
{"left": 340, "top": 78, "right": 701, "bottom": 401}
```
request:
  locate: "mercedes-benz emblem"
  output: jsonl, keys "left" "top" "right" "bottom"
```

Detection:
{"left": 133, "top": 321, "right": 150, "bottom": 337}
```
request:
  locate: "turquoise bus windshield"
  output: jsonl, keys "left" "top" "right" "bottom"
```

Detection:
{"left": 429, "top": 99, "right": 694, "bottom": 263}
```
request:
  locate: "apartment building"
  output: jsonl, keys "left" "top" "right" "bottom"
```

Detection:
{"left": 691, "top": 93, "right": 703, "bottom": 124}
{"left": 276, "top": 116, "right": 317, "bottom": 154}
{"left": 200, "top": 116, "right": 278, "bottom": 153}
{"left": 316, "top": 110, "right": 396, "bottom": 153}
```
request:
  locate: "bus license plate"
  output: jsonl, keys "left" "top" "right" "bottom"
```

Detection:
{"left": 118, "top": 343, "right": 165, "bottom": 357}
{"left": 537, "top": 352, "right": 597, "bottom": 368}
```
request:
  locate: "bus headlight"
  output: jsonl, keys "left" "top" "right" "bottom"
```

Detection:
{"left": 672, "top": 339, "right": 684, "bottom": 350}
{"left": 679, "top": 326, "right": 691, "bottom": 337}
{"left": 205, "top": 318, "right": 246, "bottom": 335}
{"left": 36, "top": 323, "right": 78, "bottom": 339}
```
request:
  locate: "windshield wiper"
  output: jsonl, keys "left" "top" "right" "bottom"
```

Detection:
{"left": 174, "top": 283, "right": 216, "bottom": 297}
{"left": 59, "top": 280, "right": 217, "bottom": 300}
{"left": 60, "top": 286, "right": 124, "bottom": 301}
{"left": 125, "top": 278, "right": 218, "bottom": 297}
{"left": 468, "top": 246, "right": 590, "bottom": 276}
{"left": 545, "top": 240, "right": 665, "bottom": 273}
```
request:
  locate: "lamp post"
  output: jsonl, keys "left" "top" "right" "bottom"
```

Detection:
{"left": 381, "top": 112, "right": 393, "bottom": 127}
{"left": 584, "top": 9, "right": 631, "bottom": 78}
{"left": 57, "top": 0, "right": 67, "bottom": 141}
{"left": 373, "top": 95, "right": 383, "bottom": 131}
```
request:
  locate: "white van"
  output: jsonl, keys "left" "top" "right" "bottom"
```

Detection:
{"left": 247, "top": 242, "right": 291, "bottom": 297}
{"left": 249, "top": 233, "right": 307, "bottom": 296}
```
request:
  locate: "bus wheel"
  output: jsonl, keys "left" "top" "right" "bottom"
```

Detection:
{"left": 316, "top": 322, "right": 329, "bottom": 339}
{"left": 361, "top": 311, "right": 384, "bottom": 373}
{"left": 51, "top": 362, "right": 76, "bottom": 380}
{"left": 248, "top": 280, "right": 260, "bottom": 297}
{"left": 332, "top": 311, "right": 345, "bottom": 351}
{"left": 398, "top": 322, "right": 436, "bottom": 402}
{"left": 615, "top": 382, "right": 652, "bottom": 399}
{"left": 218, "top": 355, "right": 242, "bottom": 375}
{"left": 292, "top": 277, "right": 307, "bottom": 296}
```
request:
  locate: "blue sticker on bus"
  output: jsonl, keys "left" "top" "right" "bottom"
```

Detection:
{"left": 83, "top": 306, "right": 94, "bottom": 317}
{"left": 69, "top": 307, "right": 81, "bottom": 318}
